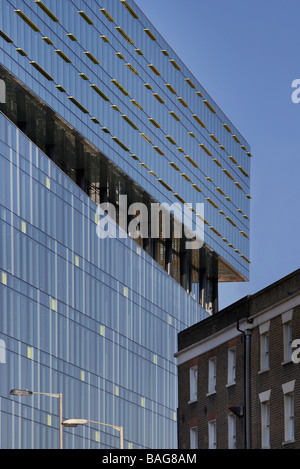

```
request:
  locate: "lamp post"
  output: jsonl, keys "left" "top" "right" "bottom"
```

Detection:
{"left": 62, "top": 418, "right": 124, "bottom": 449}
{"left": 10, "top": 389, "right": 63, "bottom": 449}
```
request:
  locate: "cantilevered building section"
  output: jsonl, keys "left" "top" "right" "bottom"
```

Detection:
{"left": 0, "top": 0, "right": 251, "bottom": 449}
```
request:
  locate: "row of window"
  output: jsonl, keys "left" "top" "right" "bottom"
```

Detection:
{"left": 189, "top": 312, "right": 295, "bottom": 403}
{"left": 1, "top": 24, "right": 250, "bottom": 264}
{"left": 190, "top": 413, "right": 237, "bottom": 449}
{"left": 260, "top": 310, "right": 294, "bottom": 371}
{"left": 8, "top": 2, "right": 252, "bottom": 202}
{"left": 260, "top": 381, "right": 295, "bottom": 448}
{"left": 189, "top": 347, "right": 236, "bottom": 402}
{"left": 190, "top": 382, "right": 295, "bottom": 449}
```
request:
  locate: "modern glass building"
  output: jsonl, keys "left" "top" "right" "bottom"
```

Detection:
{"left": 0, "top": 0, "right": 251, "bottom": 449}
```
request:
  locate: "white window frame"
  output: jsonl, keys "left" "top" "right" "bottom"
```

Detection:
{"left": 190, "top": 426, "right": 198, "bottom": 449}
{"left": 282, "top": 310, "right": 293, "bottom": 363}
{"left": 283, "top": 322, "right": 293, "bottom": 362}
{"left": 259, "top": 390, "right": 271, "bottom": 448}
{"left": 208, "top": 420, "right": 217, "bottom": 449}
{"left": 207, "top": 357, "right": 217, "bottom": 395}
{"left": 189, "top": 365, "right": 198, "bottom": 403}
{"left": 261, "top": 402, "right": 271, "bottom": 448}
{"left": 282, "top": 380, "right": 295, "bottom": 444}
{"left": 227, "top": 413, "right": 236, "bottom": 449}
{"left": 259, "top": 321, "right": 270, "bottom": 372}
{"left": 227, "top": 347, "right": 236, "bottom": 386}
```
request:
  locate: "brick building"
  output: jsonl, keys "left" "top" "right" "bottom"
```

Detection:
{"left": 176, "top": 269, "right": 300, "bottom": 449}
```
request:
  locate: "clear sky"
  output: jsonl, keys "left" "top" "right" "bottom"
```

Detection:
{"left": 135, "top": 0, "right": 300, "bottom": 310}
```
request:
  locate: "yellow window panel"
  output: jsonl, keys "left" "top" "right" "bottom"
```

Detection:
{"left": 121, "top": 115, "right": 139, "bottom": 130}
{"left": 0, "top": 30, "right": 13, "bottom": 43}
{"left": 165, "top": 83, "right": 177, "bottom": 94}
{"left": 21, "top": 221, "right": 26, "bottom": 233}
{"left": 153, "top": 146, "right": 165, "bottom": 156}
{"left": 42, "top": 37, "right": 53, "bottom": 45}
{"left": 223, "top": 123, "right": 232, "bottom": 133}
{"left": 1, "top": 272, "right": 7, "bottom": 285}
{"left": 169, "top": 59, "right": 181, "bottom": 70}
{"left": 206, "top": 198, "right": 219, "bottom": 209}
{"left": 126, "top": 63, "right": 139, "bottom": 75}
{"left": 68, "top": 97, "right": 89, "bottom": 114}
{"left": 100, "top": 35, "right": 110, "bottom": 43}
{"left": 30, "top": 62, "right": 53, "bottom": 81}
{"left": 232, "top": 134, "right": 241, "bottom": 143}
{"left": 177, "top": 97, "right": 188, "bottom": 107}
{"left": 173, "top": 194, "right": 186, "bottom": 204}
{"left": 121, "top": 1, "right": 139, "bottom": 19}
{"left": 67, "top": 33, "right": 77, "bottom": 41}
{"left": 16, "top": 48, "right": 27, "bottom": 57}
{"left": 225, "top": 216, "right": 237, "bottom": 226}
{"left": 228, "top": 155, "right": 237, "bottom": 164}
{"left": 149, "top": 118, "right": 160, "bottom": 128}
{"left": 209, "top": 134, "right": 219, "bottom": 143}
{"left": 203, "top": 99, "right": 216, "bottom": 113}
{"left": 56, "top": 85, "right": 66, "bottom": 93}
{"left": 237, "top": 166, "right": 249, "bottom": 177}
{"left": 15, "top": 10, "right": 40, "bottom": 32}
{"left": 78, "top": 11, "right": 94, "bottom": 25}
{"left": 115, "top": 27, "right": 134, "bottom": 45}
{"left": 185, "top": 78, "right": 195, "bottom": 88}
{"left": 193, "top": 114, "right": 206, "bottom": 128}
{"left": 100, "top": 8, "right": 115, "bottom": 22}
{"left": 212, "top": 158, "right": 222, "bottom": 167}
{"left": 165, "top": 135, "right": 177, "bottom": 145}
{"left": 169, "top": 162, "right": 180, "bottom": 171}
{"left": 111, "top": 137, "right": 130, "bottom": 152}
{"left": 111, "top": 79, "right": 129, "bottom": 96}
{"left": 84, "top": 51, "right": 99, "bottom": 64}
{"left": 222, "top": 169, "right": 234, "bottom": 180}
{"left": 169, "top": 111, "right": 180, "bottom": 121}
{"left": 140, "top": 133, "right": 152, "bottom": 143}
{"left": 148, "top": 64, "right": 160, "bottom": 76}
{"left": 153, "top": 93, "right": 164, "bottom": 103}
{"left": 79, "top": 73, "right": 89, "bottom": 80}
{"left": 55, "top": 50, "right": 72, "bottom": 63}
{"left": 35, "top": 1, "right": 59, "bottom": 22}
{"left": 144, "top": 29, "right": 156, "bottom": 40}
{"left": 192, "top": 184, "right": 202, "bottom": 193}
{"left": 27, "top": 347, "right": 33, "bottom": 359}
{"left": 199, "top": 144, "right": 212, "bottom": 156}
{"left": 157, "top": 179, "right": 172, "bottom": 191}
{"left": 130, "top": 99, "right": 143, "bottom": 110}
{"left": 181, "top": 173, "right": 191, "bottom": 182}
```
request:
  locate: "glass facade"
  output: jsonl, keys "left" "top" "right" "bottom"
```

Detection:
{"left": 0, "top": 113, "right": 207, "bottom": 448}
{"left": 0, "top": 0, "right": 251, "bottom": 449}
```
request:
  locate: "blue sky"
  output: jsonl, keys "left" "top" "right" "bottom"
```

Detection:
{"left": 136, "top": 0, "right": 300, "bottom": 309}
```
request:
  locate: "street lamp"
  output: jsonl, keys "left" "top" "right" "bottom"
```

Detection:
{"left": 10, "top": 389, "right": 64, "bottom": 449}
{"left": 62, "top": 418, "right": 124, "bottom": 449}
